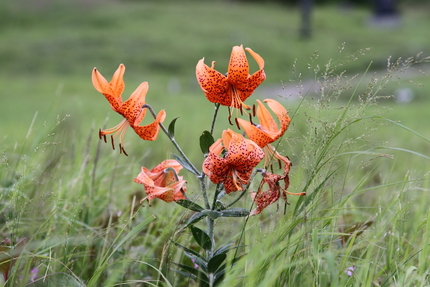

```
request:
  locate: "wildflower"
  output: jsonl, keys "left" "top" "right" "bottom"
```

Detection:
{"left": 134, "top": 160, "right": 187, "bottom": 204}
{"left": 196, "top": 45, "right": 266, "bottom": 111}
{"left": 345, "top": 266, "right": 356, "bottom": 276}
{"left": 237, "top": 99, "right": 291, "bottom": 175}
{"left": 92, "top": 64, "right": 166, "bottom": 155}
{"left": 203, "top": 129, "right": 264, "bottom": 193}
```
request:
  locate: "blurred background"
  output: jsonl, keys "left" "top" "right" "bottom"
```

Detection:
{"left": 1, "top": 0, "right": 429, "bottom": 147}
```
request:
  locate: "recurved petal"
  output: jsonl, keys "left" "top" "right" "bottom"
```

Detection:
{"left": 245, "top": 47, "right": 264, "bottom": 70}
{"left": 132, "top": 109, "right": 166, "bottom": 141}
{"left": 110, "top": 64, "right": 126, "bottom": 99}
{"left": 121, "top": 82, "right": 148, "bottom": 124}
{"left": 208, "top": 138, "right": 224, "bottom": 156}
{"left": 147, "top": 180, "right": 187, "bottom": 203}
{"left": 92, "top": 65, "right": 124, "bottom": 112}
{"left": 202, "top": 151, "right": 229, "bottom": 184}
{"left": 225, "top": 132, "right": 264, "bottom": 167}
{"left": 134, "top": 167, "right": 155, "bottom": 186}
{"left": 262, "top": 99, "right": 290, "bottom": 136}
{"left": 237, "top": 69, "right": 266, "bottom": 103}
{"left": 236, "top": 118, "right": 273, "bottom": 148}
{"left": 151, "top": 159, "right": 183, "bottom": 175}
{"left": 196, "top": 58, "right": 231, "bottom": 106}
{"left": 227, "top": 45, "right": 249, "bottom": 86}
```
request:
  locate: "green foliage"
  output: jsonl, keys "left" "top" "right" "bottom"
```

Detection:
{"left": 1, "top": 1, "right": 430, "bottom": 286}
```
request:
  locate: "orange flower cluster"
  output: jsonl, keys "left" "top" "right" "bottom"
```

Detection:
{"left": 197, "top": 45, "right": 305, "bottom": 214}
{"left": 92, "top": 45, "right": 305, "bottom": 213}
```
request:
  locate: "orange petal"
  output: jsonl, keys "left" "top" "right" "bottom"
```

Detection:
{"left": 202, "top": 149, "right": 229, "bottom": 184}
{"left": 238, "top": 99, "right": 290, "bottom": 147}
{"left": 245, "top": 47, "right": 264, "bottom": 70}
{"left": 227, "top": 45, "right": 249, "bottom": 87}
{"left": 262, "top": 99, "right": 290, "bottom": 137}
{"left": 132, "top": 109, "right": 166, "bottom": 141}
{"left": 92, "top": 64, "right": 125, "bottom": 112}
{"left": 111, "top": 64, "right": 126, "bottom": 98}
{"left": 237, "top": 69, "right": 266, "bottom": 103}
{"left": 134, "top": 167, "right": 155, "bottom": 186}
{"left": 236, "top": 118, "right": 273, "bottom": 148}
{"left": 196, "top": 58, "right": 231, "bottom": 106}
{"left": 120, "top": 82, "right": 148, "bottom": 124}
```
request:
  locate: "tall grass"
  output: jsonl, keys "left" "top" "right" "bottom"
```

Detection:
{"left": 1, "top": 47, "right": 429, "bottom": 286}
{"left": 1, "top": 1, "right": 430, "bottom": 286}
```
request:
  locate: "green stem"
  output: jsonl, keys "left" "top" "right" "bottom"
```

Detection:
{"left": 210, "top": 103, "right": 221, "bottom": 135}
{"left": 143, "top": 104, "right": 201, "bottom": 176}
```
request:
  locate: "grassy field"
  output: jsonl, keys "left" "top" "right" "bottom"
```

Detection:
{"left": 1, "top": 0, "right": 430, "bottom": 286}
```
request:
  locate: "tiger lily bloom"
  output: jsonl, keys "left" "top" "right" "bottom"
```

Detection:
{"left": 203, "top": 129, "right": 264, "bottom": 194}
{"left": 237, "top": 99, "right": 291, "bottom": 175}
{"left": 196, "top": 45, "right": 266, "bottom": 111}
{"left": 134, "top": 160, "right": 187, "bottom": 204}
{"left": 92, "top": 64, "right": 166, "bottom": 155}
{"left": 250, "top": 170, "right": 305, "bottom": 216}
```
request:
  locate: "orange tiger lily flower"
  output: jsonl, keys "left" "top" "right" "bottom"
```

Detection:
{"left": 203, "top": 129, "right": 264, "bottom": 194}
{"left": 237, "top": 99, "right": 290, "bottom": 148}
{"left": 92, "top": 64, "right": 166, "bottom": 155}
{"left": 196, "top": 45, "right": 266, "bottom": 110}
{"left": 134, "top": 160, "right": 187, "bottom": 204}
{"left": 250, "top": 171, "right": 305, "bottom": 216}
{"left": 237, "top": 99, "right": 291, "bottom": 175}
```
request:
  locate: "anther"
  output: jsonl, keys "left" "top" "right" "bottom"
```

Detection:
{"left": 240, "top": 105, "right": 243, "bottom": 116}
{"left": 228, "top": 114, "right": 233, "bottom": 126}
{"left": 110, "top": 136, "right": 115, "bottom": 150}
{"left": 120, "top": 144, "right": 128, "bottom": 156}
{"left": 252, "top": 104, "right": 256, "bottom": 117}
{"left": 235, "top": 118, "right": 241, "bottom": 130}
{"left": 248, "top": 113, "right": 254, "bottom": 125}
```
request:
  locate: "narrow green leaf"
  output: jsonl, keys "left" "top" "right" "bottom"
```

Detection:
{"left": 213, "top": 243, "right": 235, "bottom": 256}
{"left": 168, "top": 117, "right": 179, "bottom": 138}
{"left": 172, "top": 154, "right": 199, "bottom": 176}
{"left": 201, "top": 209, "right": 222, "bottom": 219}
{"left": 199, "top": 130, "right": 215, "bottom": 154}
{"left": 220, "top": 208, "right": 250, "bottom": 217}
{"left": 170, "top": 262, "right": 199, "bottom": 277}
{"left": 190, "top": 226, "right": 212, "bottom": 251}
{"left": 213, "top": 268, "right": 226, "bottom": 286}
{"left": 176, "top": 199, "right": 205, "bottom": 212}
{"left": 184, "top": 252, "right": 208, "bottom": 273}
{"left": 184, "top": 212, "right": 208, "bottom": 228}
{"left": 171, "top": 268, "right": 196, "bottom": 279}
{"left": 207, "top": 253, "right": 227, "bottom": 274}
{"left": 170, "top": 240, "right": 206, "bottom": 261}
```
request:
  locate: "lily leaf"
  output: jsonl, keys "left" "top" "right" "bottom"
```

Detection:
{"left": 184, "top": 212, "right": 208, "bottom": 228}
{"left": 176, "top": 199, "right": 205, "bottom": 212}
{"left": 172, "top": 153, "right": 199, "bottom": 176}
{"left": 221, "top": 208, "right": 250, "bottom": 217}
{"left": 170, "top": 240, "right": 206, "bottom": 261}
{"left": 207, "top": 253, "right": 227, "bottom": 274}
{"left": 201, "top": 209, "right": 222, "bottom": 220}
{"left": 168, "top": 117, "right": 179, "bottom": 138}
{"left": 199, "top": 130, "right": 215, "bottom": 154}
{"left": 170, "top": 262, "right": 199, "bottom": 277}
{"left": 186, "top": 252, "right": 208, "bottom": 273}
{"left": 190, "top": 226, "right": 212, "bottom": 251}
{"left": 213, "top": 243, "right": 239, "bottom": 257}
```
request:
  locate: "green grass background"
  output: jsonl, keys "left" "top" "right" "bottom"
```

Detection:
{"left": 1, "top": 0, "right": 430, "bottom": 286}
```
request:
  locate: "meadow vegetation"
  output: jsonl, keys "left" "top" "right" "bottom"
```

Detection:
{"left": 1, "top": 0, "right": 430, "bottom": 286}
